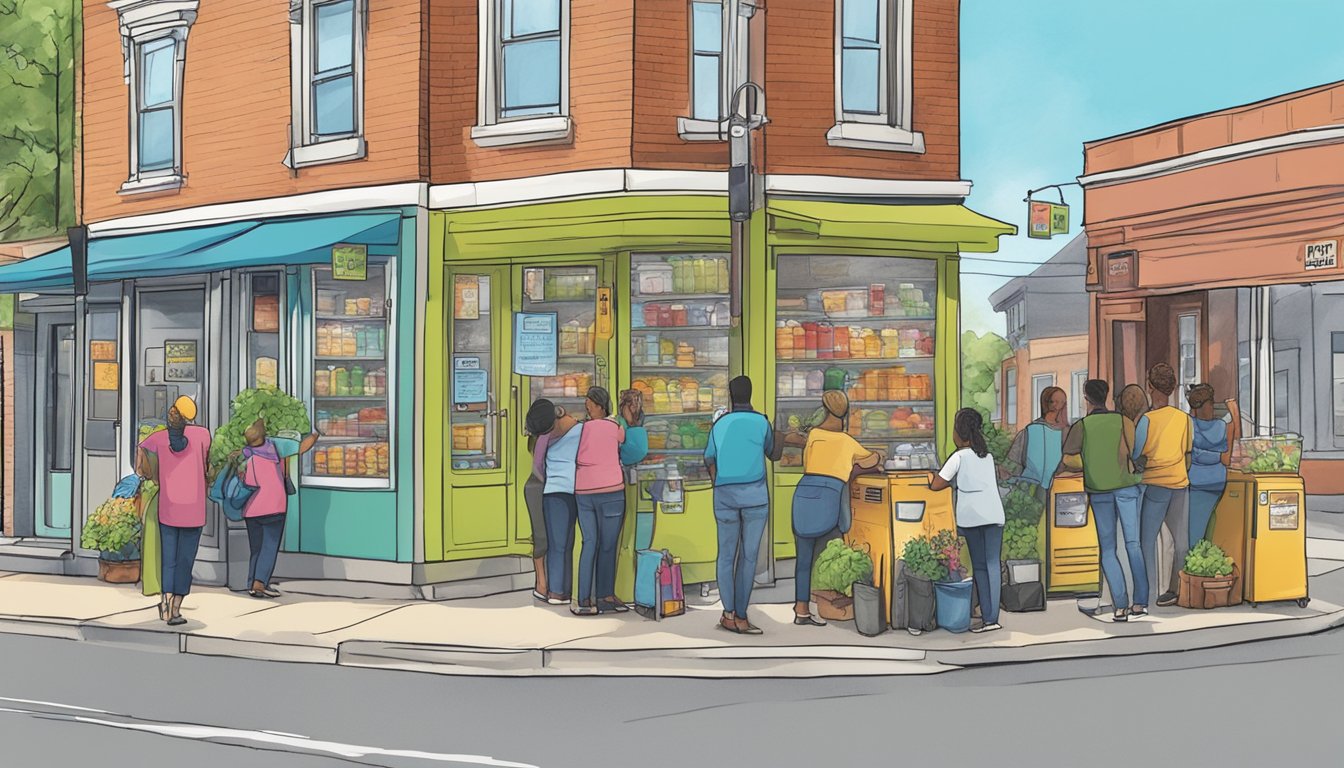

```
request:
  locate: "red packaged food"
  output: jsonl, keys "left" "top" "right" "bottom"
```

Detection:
{"left": 817, "top": 324, "right": 834, "bottom": 360}
{"left": 869, "top": 284, "right": 885, "bottom": 317}
{"left": 644, "top": 304, "right": 660, "bottom": 327}
{"left": 803, "top": 322, "right": 818, "bottom": 360}
{"left": 833, "top": 325, "right": 849, "bottom": 358}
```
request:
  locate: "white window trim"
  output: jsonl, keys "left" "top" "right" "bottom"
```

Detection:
{"left": 1071, "top": 370, "right": 1087, "bottom": 421}
{"left": 111, "top": 0, "right": 198, "bottom": 194}
{"left": 284, "top": 0, "right": 368, "bottom": 169}
{"left": 472, "top": 0, "right": 573, "bottom": 148}
{"left": 827, "top": 0, "right": 923, "bottom": 153}
{"left": 678, "top": 0, "right": 753, "bottom": 142}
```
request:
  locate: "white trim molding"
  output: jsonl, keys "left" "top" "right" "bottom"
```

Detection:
{"left": 765, "top": 174, "right": 968, "bottom": 199}
{"left": 825, "top": 122, "right": 924, "bottom": 153}
{"left": 469, "top": 115, "right": 574, "bottom": 148}
{"left": 677, "top": 116, "right": 729, "bottom": 142}
{"left": 1078, "top": 124, "right": 1344, "bottom": 188}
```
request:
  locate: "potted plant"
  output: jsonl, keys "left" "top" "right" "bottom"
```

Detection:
{"left": 899, "top": 535, "right": 944, "bottom": 634}
{"left": 207, "top": 386, "right": 311, "bottom": 482}
{"left": 810, "top": 539, "right": 874, "bottom": 621}
{"left": 931, "top": 530, "right": 974, "bottom": 633}
{"left": 1178, "top": 539, "right": 1241, "bottom": 609}
{"left": 81, "top": 496, "right": 143, "bottom": 584}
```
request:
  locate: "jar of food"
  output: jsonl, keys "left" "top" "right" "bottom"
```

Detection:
{"left": 776, "top": 322, "right": 793, "bottom": 360}
{"left": 803, "top": 323, "right": 818, "bottom": 359}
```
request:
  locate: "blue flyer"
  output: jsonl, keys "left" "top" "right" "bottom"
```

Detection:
{"left": 513, "top": 312, "right": 558, "bottom": 377}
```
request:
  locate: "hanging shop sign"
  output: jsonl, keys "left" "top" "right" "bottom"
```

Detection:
{"left": 452, "top": 356, "right": 488, "bottom": 405}
{"left": 1103, "top": 250, "right": 1139, "bottom": 292}
{"left": 332, "top": 244, "right": 368, "bottom": 281}
{"left": 1304, "top": 240, "right": 1339, "bottom": 271}
{"left": 513, "top": 312, "right": 558, "bottom": 377}
{"left": 595, "top": 287, "right": 613, "bottom": 339}
{"left": 1028, "top": 201, "right": 1070, "bottom": 240}
{"left": 163, "top": 340, "right": 198, "bottom": 383}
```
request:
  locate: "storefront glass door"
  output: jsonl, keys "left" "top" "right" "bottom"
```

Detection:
{"left": 35, "top": 316, "right": 74, "bottom": 537}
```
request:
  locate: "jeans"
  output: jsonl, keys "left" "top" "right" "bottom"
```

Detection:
{"left": 576, "top": 490, "right": 625, "bottom": 604}
{"left": 1140, "top": 486, "right": 1188, "bottom": 600}
{"left": 159, "top": 523, "right": 203, "bottom": 596}
{"left": 524, "top": 476, "right": 548, "bottom": 559}
{"left": 542, "top": 493, "right": 578, "bottom": 597}
{"left": 795, "top": 527, "right": 843, "bottom": 603}
{"left": 246, "top": 513, "right": 286, "bottom": 588}
{"left": 1090, "top": 486, "right": 1147, "bottom": 608}
{"left": 714, "top": 499, "right": 769, "bottom": 617}
{"left": 1189, "top": 486, "right": 1223, "bottom": 545}
{"left": 960, "top": 524, "right": 1003, "bottom": 625}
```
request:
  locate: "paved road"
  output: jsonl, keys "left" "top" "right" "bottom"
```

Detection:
{"left": 0, "top": 626, "right": 1340, "bottom": 768}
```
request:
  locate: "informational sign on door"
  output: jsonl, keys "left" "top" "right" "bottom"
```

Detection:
{"left": 92, "top": 362, "right": 119, "bottom": 391}
{"left": 454, "top": 275, "right": 480, "bottom": 320}
{"left": 1269, "top": 492, "right": 1300, "bottom": 530}
{"left": 163, "top": 340, "right": 198, "bottom": 383}
{"left": 452, "top": 357, "right": 488, "bottom": 405}
{"left": 513, "top": 312, "right": 558, "bottom": 377}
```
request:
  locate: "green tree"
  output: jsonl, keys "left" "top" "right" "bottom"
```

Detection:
{"left": 961, "top": 330, "right": 1011, "bottom": 420}
{"left": 1, "top": 0, "right": 78, "bottom": 242}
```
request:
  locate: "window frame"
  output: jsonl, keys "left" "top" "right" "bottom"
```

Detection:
{"left": 677, "top": 0, "right": 753, "bottom": 142}
{"left": 827, "top": 0, "right": 923, "bottom": 153}
{"left": 472, "top": 0, "right": 574, "bottom": 147}
{"left": 286, "top": 0, "right": 368, "bottom": 169}
{"left": 1005, "top": 367, "right": 1018, "bottom": 427}
{"left": 1071, "top": 370, "right": 1087, "bottom": 421}
{"left": 1031, "top": 373, "right": 1056, "bottom": 419}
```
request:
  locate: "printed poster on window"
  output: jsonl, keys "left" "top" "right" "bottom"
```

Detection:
{"left": 452, "top": 356, "right": 488, "bottom": 406}
{"left": 332, "top": 244, "right": 368, "bottom": 281}
{"left": 164, "top": 340, "right": 198, "bottom": 383}
{"left": 90, "top": 340, "right": 117, "bottom": 361}
{"left": 1269, "top": 492, "right": 1300, "bottom": 530}
{"left": 454, "top": 275, "right": 480, "bottom": 320}
{"left": 513, "top": 312, "right": 558, "bottom": 377}
{"left": 92, "top": 362, "right": 120, "bottom": 391}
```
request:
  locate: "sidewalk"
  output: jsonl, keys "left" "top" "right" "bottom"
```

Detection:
{"left": 3, "top": 540, "right": 1343, "bottom": 678}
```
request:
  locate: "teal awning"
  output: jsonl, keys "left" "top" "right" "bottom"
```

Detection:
{"left": 0, "top": 211, "right": 403, "bottom": 293}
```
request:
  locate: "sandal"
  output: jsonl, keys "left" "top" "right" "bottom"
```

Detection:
{"left": 1112, "top": 608, "right": 1130, "bottom": 622}
{"left": 167, "top": 616, "right": 187, "bottom": 626}
{"left": 1130, "top": 606, "right": 1149, "bottom": 618}
{"left": 158, "top": 600, "right": 169, "bottom": 622}
{"left": 570, "top": 603, "right": 598, "bottom": 616}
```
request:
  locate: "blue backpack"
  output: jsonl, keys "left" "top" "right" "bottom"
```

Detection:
{"left": 209, "top": 469, "right": 254, "bottom": 522}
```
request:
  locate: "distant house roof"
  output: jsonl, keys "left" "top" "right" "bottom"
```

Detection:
{"left": 990, "top": 231, "right": 1088, "bottom": 312}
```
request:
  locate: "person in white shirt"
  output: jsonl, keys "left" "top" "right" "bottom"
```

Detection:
{"left": 930, "top": 408, "right": 1007, "bottom": 633}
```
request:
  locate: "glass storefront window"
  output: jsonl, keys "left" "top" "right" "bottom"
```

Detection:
{"left": 522, "top": 266, "right": 598, "bottom": 414}
{"left": 309, "top": 265, "right": 392, "bottom": 482}
{"left": 88, "top": 306, "right": 120, "bottom": 421}
{"left": 629, "top": 253, "right": 732, "bottom": 483}
{"left": 135, "top": 287, "right": 206, "bottom": 442}
{"left": 51, "top": 324, "right": 74, "bottom": 472}
{"left": 774, "top": 254, "right": 937, "bottom": 470}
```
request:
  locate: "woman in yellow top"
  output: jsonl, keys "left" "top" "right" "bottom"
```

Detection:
{"left": 789, "top": 390, "right": 883, "bottom": 626}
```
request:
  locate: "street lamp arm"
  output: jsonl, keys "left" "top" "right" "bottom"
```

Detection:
{"left": 729, "top": 81, "right": 767, "bottom": 124}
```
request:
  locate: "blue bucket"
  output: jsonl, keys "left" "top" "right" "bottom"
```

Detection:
{"left": 934, "top": 579, "right": 974, "bottom": 633}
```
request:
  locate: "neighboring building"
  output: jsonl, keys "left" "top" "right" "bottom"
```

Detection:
{"left": 1080, "top": 79, "right": 1344, "bottom": 495}
{"left": 0, "top": 0, "right": 1011, "bottom": 592}
{"left": 990, "top": 232, "right": 1089, "bottom": 429}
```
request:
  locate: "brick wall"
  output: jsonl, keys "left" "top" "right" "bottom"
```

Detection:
{"left": 630, "top": 0, "right": 728, "bottom": 169}
{"left": 80, "top": 0, "right": 424, "bottom": 224}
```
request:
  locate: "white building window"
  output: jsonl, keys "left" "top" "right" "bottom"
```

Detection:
{"left": 1005, "top": 299, "right": 1025, "bottom": 337}
{"left": 1005, "top": 368, "right": 1017, "bottom": 427}
{"left": 112, "top": 0, "right": 198, "bottom": 194}
{"left": 678, "top": 1, "right": 754, "bottom": 141}
{"left": 286, "top": 0, "right": 367, "bottom": 169}
{"left": 1178, "top": 312, "right": 1201, "bottom": 412}
{"left": 827, "top": 0, "right": 922, "bottom": 152}
{"left": 1071, "top": 370, "right": 1087, "bottom": 421}
{"left": 472, "top": 0, "right": 573, "bottom": 148}
{"left": 1032, "top": 374, "right": 1055, "bottom": 419}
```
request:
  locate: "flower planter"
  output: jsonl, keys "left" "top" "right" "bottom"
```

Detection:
{"left": 98, "top": 558, "right": 141, "bottom": 584}
{"left": 1177, "top": 566, "right": 1241, "bottom": 609}
{"left": 812, "top": 589, "right": 854, "bottom": 622}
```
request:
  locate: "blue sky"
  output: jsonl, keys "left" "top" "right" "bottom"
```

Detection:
{"left": 959, "top": 0, "right": 1344, "bottom": 335}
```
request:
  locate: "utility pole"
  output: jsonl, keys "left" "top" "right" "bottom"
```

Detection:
{"left": 727, "top": 82, "right": 766, "bottom": 327}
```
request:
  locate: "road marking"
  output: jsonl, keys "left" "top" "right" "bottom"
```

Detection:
{"left": 0, "top": 697, "right": 537, "bottom": 767}
{"left": 1307, "top": 537, "right": 1344, "bottom": 562}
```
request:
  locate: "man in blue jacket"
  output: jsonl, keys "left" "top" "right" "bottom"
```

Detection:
{"left": 704, "top": 376, "right": 775, "bottom": 635}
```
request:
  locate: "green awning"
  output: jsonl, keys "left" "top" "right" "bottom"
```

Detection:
{"left": 767, "top": 200, "right": 1016, "bottom": 253}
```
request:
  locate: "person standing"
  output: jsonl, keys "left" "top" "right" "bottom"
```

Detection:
{"left": 704, "top": 376, "right": 774, "bottom": 635}
{"left": 930, "top": 409, "right": 1006, "bottom": 633}
{"left": 1137, "top": 363, "right": 1193, "bottom": 608}
{"left": 1187, "top": 384, "right": 1231, "bottom": 547}
{"left": 574, "top": 387, "right": 629, "bottom": 616}
{"left": 237, "top": 419, "right": 317, "bottom": 599}
{"left": 136, "top": 396, "right": 210, "bottom": 626}
{"left": 524, "top": 399, "right": 558, "bottom": 602}
{"left": 541, "top": 404, "right": 583, "bottom": 607}
{"left": 1004, "top": 385, "right": 1069, "bottom": 501}
{"left": 1060, "top": 380, "right": 1148, "bottom": 621}
{"left": 790, "top": 391, "right": 882, "bottom": 626}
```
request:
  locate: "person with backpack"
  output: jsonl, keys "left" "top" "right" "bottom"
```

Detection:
{"left": 704, "top": 376, "right": 775, "bottom": 635}
{"left": 1060, "top": 380, "right": 1148, "bottom": 621}
{"left": 930, "top": 409, "right": 1007, "bottom": 633}
{"left": 236, "top": 418, "right": 317, "bottom": 599}
{"left": 1004, "top": 385, "right": 1069, "bottom": 502}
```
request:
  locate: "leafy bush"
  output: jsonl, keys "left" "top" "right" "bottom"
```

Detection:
{"left": 812, "top": 539, "right": 873, "bottom": 596}
{"left": 1002, "top": 483, "right": 1045, "bottom": 526}
{"left": 207, "top": 387, "right": 311, "bottom": 479}
{"left": 984, "top": 422, "right": 1013, "bottom": 470}
{"left": 1003, "top": 518, "right": 1040, "bottom": 561}
{"left": 901, "top": 536, "right": 947, "bottom": 582}
{"left": 81, "top": 497, "right": 142, "bottom": 559}
{"left": 1184, "top": 539, "right": 1234, "bottom": 578}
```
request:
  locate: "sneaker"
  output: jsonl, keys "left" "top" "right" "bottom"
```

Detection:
{"left": 970, "top": 622, "right": 1002, "bottom": 634}
{"left": 570, "top": 603, "right": 598, "bottom": 616}
{"left": 907, "top": 628, "right": 923, "bottom": 637}
{"left": 1156, "top": 592, "right": 1179, "bottom": 607}
{"left": 1130, "top": 606, "right": 1149, "bottom": 618}
{"left": 546, "top": 593, "right": 570, "bottom": 606}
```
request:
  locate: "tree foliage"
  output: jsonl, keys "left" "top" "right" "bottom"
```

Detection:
{"left": 961, "top": 330, "right": 1012, "bottom": 421}
{"left": 0, "top": 0, "right": 78, "bottom": 242}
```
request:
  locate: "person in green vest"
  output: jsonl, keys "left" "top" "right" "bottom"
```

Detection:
{"left": 1059, "top": 379, "right": 1148, "bottom": 622}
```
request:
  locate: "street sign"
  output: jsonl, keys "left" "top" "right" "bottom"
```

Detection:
{"left": 1304, "top": 240, "right": 1338, "bottom": 271}
{"left": 1028, "top": 201, "right": 1070, "bottom": 239}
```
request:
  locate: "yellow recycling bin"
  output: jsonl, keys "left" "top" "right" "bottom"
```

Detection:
{"left": 847, "top": 471, "right": 956, "bottom": 622}
{"left": 1211, "top": 470, "right": 1309, "bottom": 608}
{"left": 1044, "top": 473, "right": 1101, "bottom": 596}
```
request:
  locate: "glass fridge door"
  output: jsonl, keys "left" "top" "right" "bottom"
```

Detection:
{"left": 774, "top": 255, "right": 939, "bottom": 470}
{"left": 521, "top": 266, "right": 599, "bottom": 414}
{"left": 629, "top": 253, "right": 732, "bottom": 484}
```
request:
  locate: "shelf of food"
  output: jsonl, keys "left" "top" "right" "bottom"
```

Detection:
{"left": 632, "top": 364, "right": 730, "bottom": 372}
{"left": 314, "top": 395, "right": 387, "bottom": 402}
{"left": 315, "top": 314, "right": 387, "bottom": 322}
{"left": 634, "top": 293, "right": 729, "bottom": 302}
{"left": 777, "top": 397, "right": 934, "bottom": 407}
{"left": 315, "top": 355, "right": 386, "bottom": 362}
{"left": 643, "top": 410, "right": 718, "bottom": 418}
{"left": 776, "top": 311, "right": 935, "bottom": 322}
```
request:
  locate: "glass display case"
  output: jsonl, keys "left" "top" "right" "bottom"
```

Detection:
{"left": 308, "top": 265, "right": 392, "bottom": 484}
{"left": 774, "top": 255, "right": 938, "bottom": 469}
{"left": 522, "top": 266, "right": 599, "bottom": 414}
{"left": 628, "top": 253, "right": 732, "bottom": 484}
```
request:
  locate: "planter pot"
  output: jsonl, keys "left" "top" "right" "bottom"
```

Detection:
{"left": 1177, "top": 566, "right": 1241, "bottom": 609}
{"left": 901, "top": 567, "right": 938, "bottom": 632}
{"left": 812, "top": 589, "right": 854, "bottom": 622}
{"left": 98, "top": 558, "right": 141, "bottom": 584}
{"left": 852, "top": 580, "right": 886, "bottom": 636}
{"left": 934, "top": 579, "right": 974, "bottom": 633}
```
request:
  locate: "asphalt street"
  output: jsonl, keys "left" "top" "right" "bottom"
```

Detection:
{"left": 0, "top": 623, "right": 1340, "bottom": 768}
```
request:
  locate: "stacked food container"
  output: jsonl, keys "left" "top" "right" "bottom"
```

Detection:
{"left": 522, "top": 266, "right": 600, "bottom": 417}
